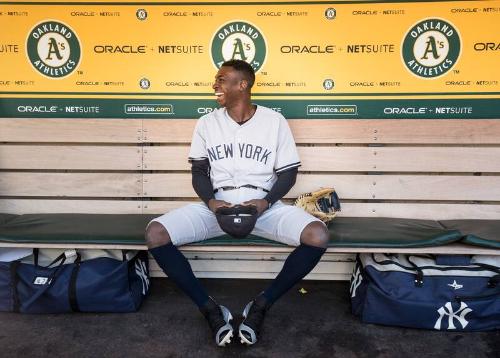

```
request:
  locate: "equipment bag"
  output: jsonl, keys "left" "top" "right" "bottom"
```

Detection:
{"left": 0, "top": 248, "right": 32, "bottom": 312}
{"left": 350, "top": 253, "right": 500, "bottom": 331}
{"left": 13, "top": 249, "right": 150, "bottom": 314}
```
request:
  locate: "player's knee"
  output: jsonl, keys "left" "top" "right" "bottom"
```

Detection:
{"left": 145, "top": 222, "right": 172, "bottom": 249}
{"left": 300, "top": 221, "right": 329, "bottom": 248}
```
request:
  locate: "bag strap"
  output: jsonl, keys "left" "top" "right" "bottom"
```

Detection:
{"left": 370, "top": 254, "right": 424, "bottom": 287}
{"left": 68, "top": 252, "right": 82, "bottom": 312}
{"left": 406, "top": 256, "right": 425, "bottom": 287}
{"left": 474, "top": 262, "right": 500, "bottom": 275}
{"left": 11, "top": 260, "right": 21, "bottom": 313}
{"left": 409, "top": 256, "right": 500, "bottom": 288}
{"left": 20, "top": 250, "right": 73, "bottom": 311}
{"left": 488, "top": 274, "right": 500, "bottom": 288}
{"left": 33, "top": 248, "right": 41, "bottom": 267}
{"left": 473, "top": 263, "right": 500, "bottom": 287}
{"left": 371, "top": 253, "right": 418, "bottom": 270}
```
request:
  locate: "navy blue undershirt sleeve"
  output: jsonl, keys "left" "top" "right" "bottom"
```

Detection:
{"left": 264, "top": 167, "right": 298, "bottom": 206}
{"left": 191, "top": 158, "right": 215, "bottom": 206}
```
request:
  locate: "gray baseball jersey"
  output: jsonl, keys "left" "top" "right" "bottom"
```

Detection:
{"left": 150, "top": 105, "right": 322, "bottom": 246}
{"left": 188, "top": 105, "right": 301, "bottom": 191}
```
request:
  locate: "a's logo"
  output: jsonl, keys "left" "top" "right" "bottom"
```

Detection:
{"left": 135, "top": 259, "right": 150, "bottom": 295}
{"left": 447, "top": 280, "right": 463, "bottom": 290}
{"left": 211, "top": 20, "right": 267, "bottom": 72}
{"left": 323, "top": 79, "right": 334, "bottom": 90}
{"left": 325, "top": 8, "right": 336, "bottom": 20}
{"left": 350, "top": 265, "right": 363, "bottom": 298}
{"left": 402, "top": 18, "right": 461, "bottom": 79}
{"left": 434, "top": 302, "right": 472, "bottom": 330}
{"left": 26, "top": 20, "right": 81, "bottom": 79}
{"left": 136, "top": 9, "right": 148, "bottom": 21}
{"left": 139, "top": 77, "right": 150, "bottom": 90}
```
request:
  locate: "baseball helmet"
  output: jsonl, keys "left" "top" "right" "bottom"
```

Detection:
{"left": 215, "top": 205, "right": 258, "bottom": 238}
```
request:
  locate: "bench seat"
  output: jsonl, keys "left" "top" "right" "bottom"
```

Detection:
{"left": 0, "top": 213, "right": 498, "bottom": 254}
{"left": 440, "top": 220, "right": 500, "bottom": 249}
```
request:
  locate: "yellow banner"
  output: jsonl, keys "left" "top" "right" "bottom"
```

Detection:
{"left": 0, "top": 0, "right": 499, "bottom": 96}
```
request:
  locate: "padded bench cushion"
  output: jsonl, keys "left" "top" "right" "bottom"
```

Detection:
{"left": 440, "top": 220, "right": 500, "bottom": 249}
{"left": 0, "top": 214, "right": 282, "bottom": 247}
{"left": 0, "top": 214, "right": 463, "bottom": 248}
{"left": 195, "top": 234, "right": 283, "bottom": 246}
{"left": 0, "top": 214, "right": 17, "bottom": 226}
{"left": 0, "top": 214, "right": 156, "bottom": 245}
{"left": 326, "top": 217, "right": 462, "bottom": 248}
{"left": 202, "top": 217, "right": 463, "bottom": 248}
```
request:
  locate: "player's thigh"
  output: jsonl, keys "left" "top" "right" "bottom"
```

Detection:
{"left": 253, "top": 201, "right": 322, "bottom": 246}
{"left": 148, "top": 203, "right": 224, "bottom": 246}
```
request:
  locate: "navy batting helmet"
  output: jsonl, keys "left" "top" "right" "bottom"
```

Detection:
{"left": 215, "top": 205, "right": 258, "bottom": 238}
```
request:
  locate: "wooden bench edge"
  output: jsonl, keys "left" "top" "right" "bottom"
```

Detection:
{"left": 0, "top": 243, "right": 497, "bottom": 255}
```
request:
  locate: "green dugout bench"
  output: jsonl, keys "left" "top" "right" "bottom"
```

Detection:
{"left": 1, "top": 214, "right": 499, "bottom": 250}
{"left": 1, "top": 118, "right": 499, "bottom": 280}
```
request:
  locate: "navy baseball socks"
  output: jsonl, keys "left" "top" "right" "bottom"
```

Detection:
{"left": 149, "top": 243, "right": 210, "bottom": 307}
{"left": 239, "top": 243, "right": 326, "bottom": 345}
{"left": 149, "top": 243, "right": 234, "bottom": 346}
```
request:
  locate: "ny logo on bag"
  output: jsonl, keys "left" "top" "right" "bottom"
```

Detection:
{"left": 135, "top": 259, "right": 150, "bottom": 295}
{"left": 350, "top": 265, "right": 363, "bottom": 298}
{"left": 434, "top": 301, "right": 472, "bottom": 330}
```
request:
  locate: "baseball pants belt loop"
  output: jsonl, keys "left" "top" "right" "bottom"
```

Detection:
{"left": 214, "top": 184, "right": 269, "bottom": 193}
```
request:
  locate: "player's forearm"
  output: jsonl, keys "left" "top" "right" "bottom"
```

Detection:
{"left": 264, "top": 167, "right": 298, "bottom": 206}
{"left": 191, "top": 159, "right": 215, "bottom": 206}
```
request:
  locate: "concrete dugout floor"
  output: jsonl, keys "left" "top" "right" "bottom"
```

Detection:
{"left": 0, "top": 278, "right": 498, "bottom": 358}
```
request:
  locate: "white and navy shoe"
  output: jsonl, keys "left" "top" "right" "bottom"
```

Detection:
{"left": 200, "top": 297, "right": 234, "bottom": 347}
{"left": 238, "top": 296, "right": 268, "bottom": 345}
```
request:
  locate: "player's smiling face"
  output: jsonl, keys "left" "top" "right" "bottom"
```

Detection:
{"left": 213, "top": 66, "right": 245, "bottom": 107}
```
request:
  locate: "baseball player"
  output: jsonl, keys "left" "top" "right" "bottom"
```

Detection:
{"left": 145, "top": 60, "right": 329, "bottom": 346}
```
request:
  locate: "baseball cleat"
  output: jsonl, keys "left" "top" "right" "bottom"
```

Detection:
{"left": 238, "top": 297, "right": 268, "bottom": 345}
{"left": 200, "top": 297, "right": 234, "bottom": 347}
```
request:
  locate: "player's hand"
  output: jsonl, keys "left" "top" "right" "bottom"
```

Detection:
{"left": 208, "top": 199, "right": 232, "bottom": 213}
{"left": 242, "top": 199, "right": 269, "bottom": 216}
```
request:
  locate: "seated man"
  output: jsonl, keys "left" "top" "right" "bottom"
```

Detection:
{"left": 145, "top": 59, "right": 329, "bottom": 347}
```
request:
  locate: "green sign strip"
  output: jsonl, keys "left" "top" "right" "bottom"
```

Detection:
{"left": 0, "top": 98, "right": 499, "bottom": 119}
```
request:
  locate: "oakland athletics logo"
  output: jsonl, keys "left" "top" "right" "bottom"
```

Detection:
{"left": 402, "top": 18, "right": 460, "bottom": 79}
{"left": 27, "top": 20, "right": 81, "bottom": 78}
{"left": 211, "top": 20, "right": 266, "bottom": 72}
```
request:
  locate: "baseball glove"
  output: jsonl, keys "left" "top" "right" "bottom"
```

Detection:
{"left": 294, "top": 187, "right": 341, "bottom": 223}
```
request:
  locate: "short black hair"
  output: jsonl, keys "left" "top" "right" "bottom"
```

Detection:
{"left": 221, "top": 59, "right": 255, "bottom": 89}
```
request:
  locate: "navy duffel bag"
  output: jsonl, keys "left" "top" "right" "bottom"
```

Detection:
{"left": 350, "top": 253, "right": 500, "bottom": 331}
{"left": 13, "top": 248, "right": 150, "bottom": 314}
